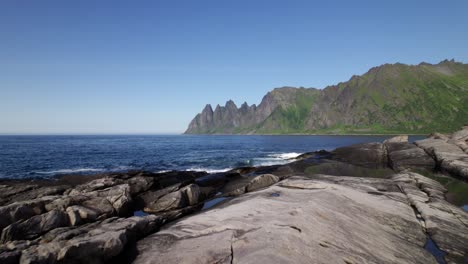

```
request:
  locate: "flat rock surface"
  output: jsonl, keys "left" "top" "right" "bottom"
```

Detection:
{"left": 134, "top": 176, "right": 441, "bottom": 264}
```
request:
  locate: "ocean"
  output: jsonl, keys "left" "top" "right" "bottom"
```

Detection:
{"left": 0, "top": 134, "right": 425, "bottom": 179}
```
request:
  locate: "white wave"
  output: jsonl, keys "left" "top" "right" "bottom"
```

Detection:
{"left": 267, "top": 152, "right": 302, "bottom": 160}
{"left": 251, "top": 158, "right": 289, "bottom": 167}
{"left": 185, "top": 167, "right": 233, "bottom": 173}
{"left": 155, "top": 170, "right": 171, "bottom": 173}
{"left": 34, "top": 168, "right": 104, "bottom": 175}
{"left": 251, "top": 152, "right": 303, "bottom": 167}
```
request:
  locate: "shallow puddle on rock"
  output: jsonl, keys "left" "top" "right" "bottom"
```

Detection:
{"left": 270, "top": 193, "right": 280, "bottom": 197}
{"left": 133, "top": 210, "right": 149, "bottom": 217}
{"left": 424, "top": 236, "right": 447, "bottom": 264}
{"left": 202, "top": 197, "right": 229, "bottom": 210}
{"left": 463, "top": 205, "right": 468, "bottom": 212}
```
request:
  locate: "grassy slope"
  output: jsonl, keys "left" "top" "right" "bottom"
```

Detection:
{"left": 254, "top": 61, "right": 468, "bottom": 134}
{"left": 186, "top": 61, "right": 468, "bottom": 135}
{"left": 255, "top": 89, "right": 320, "bottom": 134}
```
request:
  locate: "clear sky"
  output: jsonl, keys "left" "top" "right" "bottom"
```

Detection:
{"left": 1, "top": 0, "right": 467, "bottom": 134}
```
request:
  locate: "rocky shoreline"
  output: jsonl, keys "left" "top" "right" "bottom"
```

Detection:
{"left": 1, "top": 127, "right": 467, "bottom": 263}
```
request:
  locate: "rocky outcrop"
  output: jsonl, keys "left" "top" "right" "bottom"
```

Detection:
{"left": 330, "top": 136, "right": 438, "bottom": 172}
{"left": 1, "top": 210, "right": 69, "bottom": 243}
{"left": 142, "top": 184, "right": 203, "bottom": 214}
{"left": 393, "top": 172, "right": 468, "bottom": 263}
{"left": 384, "top": 141, "right": 436, "bottom": 172}
{"left": 0, "top": 171, "right": 212, "bottom": 264}
{"left": 331, "top": 142, "right": 387, "bottom": 168}
{"left": 18, "top": 215, "right": 163, "bottom": 264}
{"left": 416, "top": 126, "right": 468, "bottom": 179}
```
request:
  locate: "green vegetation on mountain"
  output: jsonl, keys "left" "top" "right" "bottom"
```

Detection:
{"left": 185, "top": 60, "right": 468, "bottom": 134}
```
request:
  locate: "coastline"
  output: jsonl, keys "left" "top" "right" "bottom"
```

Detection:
{"left": 0, "top": 128, "right": 467, "bottom": 264}
{"left": 183, "top": 132, "right": 430, "bottom": 136}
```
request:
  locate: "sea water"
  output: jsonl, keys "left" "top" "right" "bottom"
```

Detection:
{"left": 0, "top": 134, "right": 424, "bottom": 179}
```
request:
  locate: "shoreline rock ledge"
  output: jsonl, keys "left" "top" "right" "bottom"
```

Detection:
{"left": 0, "top": 127, "right": 468, "bottom": 264}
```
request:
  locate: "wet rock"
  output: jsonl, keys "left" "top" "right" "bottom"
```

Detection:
{"left": 66, "top": 177, "right": 123, "bottom": 196}
{"left": 19, "top": 215, "right": 163, "bottom": 264}
{"left": 149, "top": 171, "right": 207, "bottom": 190}
{"left": 0, "top": 196, "right": 59, "bottom": 231}
{"left": 134, "top": 176, "right": 434, "bottom": 264}
{"left": 227, "top": 167, "right": 257, "bottom": 175}
{"left": 0, "top": 185, "right": 68, "bottom": 206}
{"left": 331, "top": 142, "right": 387, "bottom": 168}
{"left": 0, "top": 250, "right": 21, "bottom": 264}
{"left": 1, "top": 210, "right": 69, "bottom": 242}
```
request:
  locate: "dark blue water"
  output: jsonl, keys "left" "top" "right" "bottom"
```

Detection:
{"left": 425, "top": 237, "right": 447, "bottom": 264}
{"left": 0, "top": 135, "right": 424, "bottom": 179}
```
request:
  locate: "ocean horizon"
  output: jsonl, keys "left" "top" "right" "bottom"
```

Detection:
{"left": 0, "top": 134, "right": 425, "bottom": 180}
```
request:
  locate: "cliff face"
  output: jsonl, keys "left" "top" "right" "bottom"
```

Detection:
{"left": 185, "top": 60, "right": 468, "bottom": 134}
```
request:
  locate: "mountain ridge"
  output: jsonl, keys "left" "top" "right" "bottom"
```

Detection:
{"left": 185, "top": 60, "right": 468, "bottom": 134}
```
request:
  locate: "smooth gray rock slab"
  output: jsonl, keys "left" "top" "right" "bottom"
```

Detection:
{"left": 134, "top": 176, "right": 435, "bottom": 264}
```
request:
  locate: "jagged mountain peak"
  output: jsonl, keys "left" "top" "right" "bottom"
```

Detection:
{"left": 185, "top": 60, "right": 468, "bottom": 134}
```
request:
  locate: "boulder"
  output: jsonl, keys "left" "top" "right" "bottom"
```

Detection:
{"left": 245, "top": 174, "right": 279, "bottom": 192}
{"left": 384, "top": 142, "right": 435, "bottom": 171}
{"left": 183, "top": 184, "right": 200, "bottom": 206}
{"left": 66, "top": 205, "right": 98, "bottom": 226}
{"left": 0, "top": 196, "right": 58, "bottom": 231}
{"left": 415, "top": 138, "right": 468, "bottom": 179}
{"left": 331, "top": 142, "right": 387, "bottom": 168}
{"left": 126, "top": 175, "right": 154, "bottom": 194}
{"left": 0, "top": 185, "right": 68, "bottom": 206}
{"left": 143, "top": 184, "right": 203, "bottom": 213}
{"left": 66, "top": 177, "right": 123, "bottom": 196}
{"left": 1, "top": 210, "right": 69, "bottom": 242}
{"left": 137, "top": 182, "right": 187, "bottom": 209}
{"left": 429, "top": 132, "right": 450, "bottom": 140}
{"left": 19, "top": 215, "right": 163, "bottom": 264}
{"left": 451, "top": 127, "right": 468, "bottom": 141}
{"left": 383, "top": 135, "right": 408, "bottom": 143}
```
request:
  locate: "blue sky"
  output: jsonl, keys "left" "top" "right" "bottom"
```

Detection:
{"left": 1, "top": 0, "right": 467, "bottom": 134}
